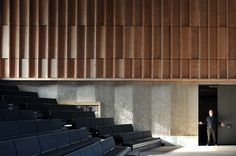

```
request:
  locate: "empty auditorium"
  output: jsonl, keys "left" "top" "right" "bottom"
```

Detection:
{"left": 0, "top": 0, "right": 236, "bottom": 156}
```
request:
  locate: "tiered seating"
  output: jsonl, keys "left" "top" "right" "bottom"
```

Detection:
{"left": 0, "top": 128, "right": 100, "bottom": 156}
{"left": 66, "top": 137, "right": 131, "bottom": 156}
{"left": 73, "top": 117, "right": 114, "bottom": 128}
{"left": 121, "top": 131, "right": 162, "bottom": 150}
{"left": 50, "top": 110, "right": 95, "bottom": 122}
{"left": 0, "top": 119, "right": 63, "bottom": 141}
{"left": 0, "top": 110, "right": 35, "bottom": 121}
{"left": 98, "top": 124, "right": 134, "bottom": 138}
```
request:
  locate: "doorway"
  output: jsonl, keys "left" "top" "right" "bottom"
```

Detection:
{"left": 198, "top": 85, "right": 217, "bottom": 146}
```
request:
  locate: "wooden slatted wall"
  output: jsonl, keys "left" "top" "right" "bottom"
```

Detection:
{"left": 0, "top": 0, "right": 236, "bottom": 80}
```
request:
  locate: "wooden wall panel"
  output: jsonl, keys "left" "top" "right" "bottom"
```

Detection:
{"left": 1, "top": 0, "right": 236, "bottom": 80}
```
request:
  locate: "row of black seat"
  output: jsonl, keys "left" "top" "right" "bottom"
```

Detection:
{"left": 0, "top": 110, "right": 35, "bottom": 121}
{"left": 73, "top": 117, "right": 115, "bottom": 129}
{"left": 0, "top": 90, "right": 38, "bottom": 97}
{"left": 98, "top": 124, "right": 134, "bottom": 138}
{"left": 0, "top": 128, "right": 100, "bottom": 156}
{"left": 2, "top": 95, "right": 57, "bottom": 105}
{"left": 50, "top": 111, "right": 95, "bottom": 121}
{"left": 0, "top": 119, "right": 63, "bottom": 141}
{"left": 121, "top": 131, "right": 162, "bottom": 150}
{"left": 0, "top": 85, "right": 19, "bottom": 91}
{"left": 66, "top": 137, "right": 131, "bottom": 156}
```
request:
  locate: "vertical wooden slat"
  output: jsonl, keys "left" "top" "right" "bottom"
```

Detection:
{"left": 39, "top": 0, "right": 48, "bottom": 25}
{"left": 115, "top": 59, "right": 124, "bottom": 78}
{"left": 29, "top": 26, "right": 39, "bottom": 58}
{"left": 49, "top": 0, "right": 58, "bottom": 25}
{"left": 133, "top": 0, "right": 142, "bottom": 25}
{"left": 68, "top": 0, "right": 77, "bottom": 25}
{"left": 143, "top": 0, "right": 152, "bottom": 26}
{"left": 199, "top": 27, "right": 208, "bottom": 59}
{"left": 115, "top": 0, "right": 124, "bottom": 25}
{"left": 143, "top": 27, "right": 152, "bottom": 58}
{"left": 86, "top": 59, "right": 95, "bottom": 78}
{"left": 96, "top": 26, "right": 105, "bottom": 58}
{"left": 218, "top": 28, "right": 228, "bottom": 59}
{"left": 20, "top": 0, "right": 29, "bottom": 25}
{"left": 39, "top": 26, "right": 48, "bottom": 58}
{"left": 115, "top": 26, "right": 123, "bottom": 58}
{"left": 48, "top": 26, "right": 58, "bottom": 58}
{"left": 68, "top": 26, "right": 77, "bottom": 58}
{"left": 96, "top": 59, "right": 104, "bottom": 78}
{"left": 209, "top": 28, "right": 217, "bottom": 59}
{"left": 58, "top": 26, "right": 67, "bottom": 58}
{"left": 208, "top": 0, "right": 217, "bottom": 27}
{"left": 171, "top": 0, "right": 180, "bottom": 26}
{"left": 162, "top": 0, "right": 171, "bottom": 26}
{"left": 152, "top": 0, "right": 161, "bottom": 26}
{"left": 105, "top": 0, "right": 114, "bottom": 25}
{"left": 133, "top": 59, "right": 142, "bottom": 78}
{"left": 30, "top": 0, "right": 39, "bottom": 25}
{"left": 191, "top": 27, "right": 199, "bottom": 59}
{"left": 172, "top": 60, "right": 180, "bottom": 78}
{"left": 200, "top": 60, "right": 208, "bottom": 78}
{"left": 10, "top": 0, "right": 20, "bottom": 25}
{"left": 124, "top": 59, "right": 132, "bottom": 78}
{"left": 87, "top": 0, "right": 95, "bottom": 25}
{"left": 67, "top": 58, "right": 76, "bottom": 78}
{"left": 125, "top": 0, "right": 133, "bottom": 25}
{"left": 133, "top": 27, "right": 142, "bottom": 58}
{"left": 228, "top": 28, "right": 236, "bottom": 59}
{"left": 152, "top": 59, "right": 161, "bottom": 78}
{"left": 191, "top": 60, "right": 199, "bottom": 78}
{"left": 0, "top": 0, "right": 10, "bottom": 25}
{"left": 105, "top": 59, "right": 113, "bottom": 78}
{"left": 180, "top": 0, "right": 190, "bottom": 26}
{"left": 219, "top": 60, "right": 227, "bottom": 78}
{"left": 163, "top": 60, "right": 170, "bottom": 78}
{"left": 10, "top": 26, "right": 20, "bottom": 58}
{"left": 77, "top": 59, "right": 85, "bottom": 78}
{"left": 143, "top": 59, "right": 151, "bottom": 78}
{"left": 190, "top": 0, "right": 200, "bottom": 26}
{"left": 1, "top": 26, "right": 10, "bottom": 58}
{"left": 105, "top": 26, "right": 114, "bottom": 58}
{"left": 180, "top": 27, "right": 191, "bottom": 59}
{"left": 77, "top": 26, "right": 85, "bottom": 58}
{"left": 58, "top": 0, "right": 67, "bottom": 25}
{"left": 86, "top": 26, "right": 95, "bottom": 58}
{"left": 162, "top": 27, "right": 171, "bottom": 59}
{"left": 48, "top": 59, "right": 58, "bottom": 78}
{"left": 58, "top": 59, "right": 66, "bottom": 78}
{"left": 77, "top": 0, "right": 87, "bottom": 25}
{"left": 124, "top": 27, "right": 133, "bottom": 58}
{"left": 210, "top": 60, "right": 217, "bottom": 78}
{"left": 228, "top": 0, "right": 236, "bottom": 27}
{"left": 19, "top": 26, "right": 29, "bottom": 58}
{"left": 152, "top": 27, "right": 161, "bottom": 58}
{"left": 199, "top": 0, "right": 208, "bottom": 26}
{"left": 181, "top": 60, "right": 190, "bottom": 78}
{"left": 229, "top": 60, "right": 236, "bottom": 79}
{"left": 97, "top": 0, "right": 105, "bottom": 25}
{"left": 171, "top": 27, "right": 180, "bottom": 59}
{"left": 29, "top": 59, "right": 37, "bottom": 78}
{"left": 10, "top": 59, "right": 19, "bottom": 78}
{"left": 218, "top": 0, "right": 227, "bottom": 27}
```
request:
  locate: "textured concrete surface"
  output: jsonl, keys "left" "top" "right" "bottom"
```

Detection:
{"left": 17, "top": 82, "right": 198, "bottom": 136}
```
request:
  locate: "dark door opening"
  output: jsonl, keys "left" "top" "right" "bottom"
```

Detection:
{"left": 198, "top": 85, "right": 217, "bottom": 146}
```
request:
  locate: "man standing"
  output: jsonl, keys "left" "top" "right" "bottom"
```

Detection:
{"left": 199, "top": 110, "right": 224, "bottom": 146}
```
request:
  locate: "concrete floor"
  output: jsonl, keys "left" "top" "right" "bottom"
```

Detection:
{"left": 141, "top": 146, "right": 236, "bottom": 156}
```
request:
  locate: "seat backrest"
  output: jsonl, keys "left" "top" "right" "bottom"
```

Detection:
{"left": 79, "top": 145, "right": 94, "bottom": 156}
{"left": 98, "top": 126, "right": 112, "bottom": 136}
{"left": 134, "top": 131, "right": 144, "bottom": 141}
{"left": 73, "top": 118, "right": 90, "bottom": 129}
{"left": 69, "top": 129, "right": 81, "bottom": 144}
{"left": 38, "top": 133, "right": 57, "bottom": 153}
{"left": 112, "top": 125, "right": 123, "bottom": 134}
{"left": 4, "top": 96, "right": 25, "bottom": 105}
{"left": 91, "top": 142, "right": 103, "bottom": 156}
{"left": 143, "top": 131, "right": 152, "bottom": 138}
{"left": 0, "top": 121, "right": 20, "bottom": 140}
{"left": 0, "top": 140, "right": 17, "bottom": 156}
{"left": 122, "top": 124, "right": 134, "bottom": 132}
{"left": 35, "top": 120, "right": 51, "bottom": 134}
{"left": 122, "top": 133, "right": 134, "bottom": 143}
{"left": 102, "top": 118, "right": 114, "bottom": 125}
{"left": 18, "top": 120, "right": 37, "bottom": 137}
{"left": 0, "top": 111, "right": 4, "bottom": 120}
{"left": 3, "top": 110, "right": 21, "bottom": 121}
{"left": 79, "top": 128, "right": 89, "bottom": 141}
{"left": 0, "top": 85, "right": 19, "bottom": 91}
{"left": 56, "top": 131, "right": 71, "bottom": 148}
{"left": 100, "top": 137, "right": 116, "bottom": 154}
{"left": 50, "top": 119, "right": 62, "bottom": 131}
{"left": 91, "top": 118, "right": 103, "bottom": 127}
{"left": 14, "top": 136, "right": 41, "bottom": 156}
{"left": 20, "top": 110, "right": 35, "bottom": 120}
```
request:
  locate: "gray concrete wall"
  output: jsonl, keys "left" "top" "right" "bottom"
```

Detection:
{"left": 17, "top": 81, "right": 198, "bottom": 136}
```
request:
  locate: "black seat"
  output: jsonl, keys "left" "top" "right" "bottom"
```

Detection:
{"left": 35, "top": 120, "right": 51, "bottom": 134}
{"left": 98, "top": 125, "right": 113, "bottom": 138}
{"left": 55, "top": 131, "right": 71, "bottom": 148}
{"left": 0, "top": 121, "right": 20, "bottom": 140}
{"left": 91, "top": 118, "right": 103, "bottom": 127}
{"left": 73, "top": 118, "right": 90, "bottom": 129}
{"left": 38, "top": 133, "right": 58, "bottom": 154}
{"left": 3, "top": 110, "right": 21, "bottom": 121}
{"left": 14, "top": 136, "right": 41, "bottom": 156}
{"left": 20, "top": 110, "right": 35, "bottom": 120}
{"left": 122, "top": 124, "right": 134, "bottom": 132}
{"left": 40, "top": 98, "right": 57, "bottom": 104}
{"left": 0, "top": 140, "right": 17, "bottom": 156}
{"left": 0, "top": 85, "right": 19, "bottom": 91}
{"left": 50, "top": 119, "right": 62, "bottom": 132}
{"left": 18, "top": 120, "right": 37, "bottom": 137}
{"left": 112, "top": 125, "right": 123, "bottom": 134}
{"left": 103, "top": 118, "right": 115, "bottom": 125}
{"left": 4, "top": 95, "right": 25, "bottom": 105}
{"left": 0, "top": 111, "right": 4, "bottom": 120}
